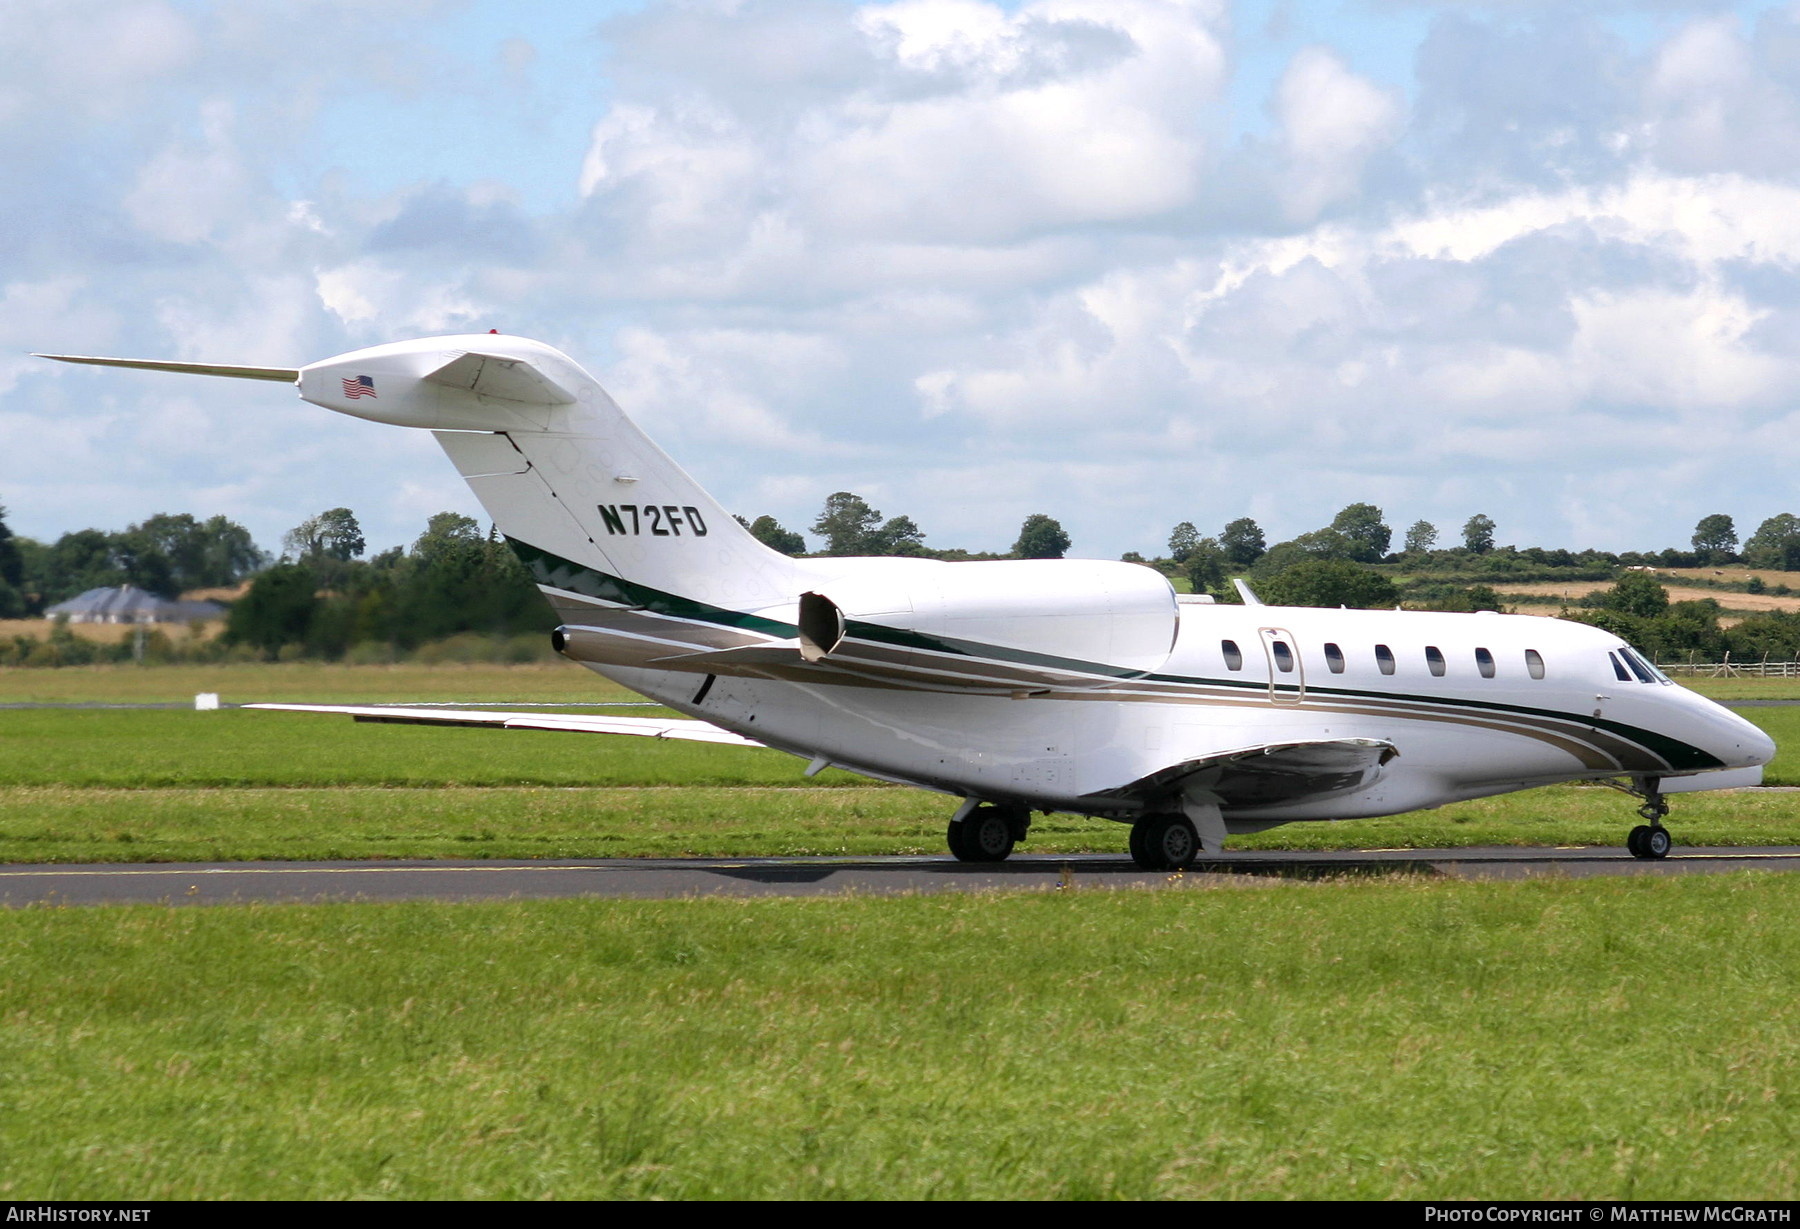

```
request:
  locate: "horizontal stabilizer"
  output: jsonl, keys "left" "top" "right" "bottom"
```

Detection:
{"left": 1088, "top": 737, "right": 1398, "bottom": 810}
{"left": 34, "top": 354, "right": 299, "bottom": 382}
{"left": 423, "top": 351, "right": 577, "bottom": 406}
{"left": 245, "top": 703, "right": 763, "bottom": 747}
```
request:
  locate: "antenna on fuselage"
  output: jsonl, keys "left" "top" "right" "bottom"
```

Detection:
{"left": 1233, "top": 578, "right": 1263, "bottom": 606}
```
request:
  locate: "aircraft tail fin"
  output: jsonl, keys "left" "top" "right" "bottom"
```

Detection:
{"left": 39, "top": 334, "right": 801, "bottom": 620}
{"left": 297, "top": 334, "right": 800, "bottom": 618}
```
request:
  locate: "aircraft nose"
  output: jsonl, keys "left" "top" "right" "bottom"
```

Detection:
{"left": 1715, "top": 704, "right": 1778, "bottom": 768}
{"left": 1741, "top": 717, "right": 1779, "bottom": 767}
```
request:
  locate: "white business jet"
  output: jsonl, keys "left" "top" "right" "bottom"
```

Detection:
{"left": 38, "top": 335, "right": 1776, "bottom": 868}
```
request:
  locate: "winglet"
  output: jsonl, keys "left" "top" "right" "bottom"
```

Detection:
{"left": 34, "top": 355, "right": 300, "bottom": 382}
{"left": 1232, "top": 578, "right": 1263, "bottom": 606}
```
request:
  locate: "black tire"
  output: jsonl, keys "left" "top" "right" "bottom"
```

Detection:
{"left": 1627, "top": 824, "right": 1651, "bottom": 858}
{"left": 952, "top": 807, "right": 1015, "bottom": 863}
{"left": 945, "top": 816, "right": 971, "bottom": 860}
{"left": 1132, "top": 814, "right": 1199, "bottom": 871}
{"left": 1644, "top": 826, "right": 1672, "bottom": 859}
{"left": 1127, "top": 820, "right": 1151, "bottom": 868}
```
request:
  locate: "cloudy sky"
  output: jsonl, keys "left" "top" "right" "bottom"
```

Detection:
{"left": 7, "top": 0, "right": 1800, "bottom": 561}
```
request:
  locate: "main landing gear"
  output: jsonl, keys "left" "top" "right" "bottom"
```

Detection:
{"left": 1128, "top": 813, "right": 1200, "bottom": 871}
{"left": 947, "top": 803, "right": 1030, "bottom": 863}
{"left": 1622, "top": 780, "right": 1673, "bottom": 860}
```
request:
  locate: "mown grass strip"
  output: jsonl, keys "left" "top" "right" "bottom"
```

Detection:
{"left": 0, "top": 875, "right": 1796, "bottom": 1199}
{"left": 3, "top": 704, "right": 1796, "bottom": 789}
{"left": 0, "top": 783, "right": 1794, "bottom": 863}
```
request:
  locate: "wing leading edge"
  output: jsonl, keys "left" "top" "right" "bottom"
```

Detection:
{"left": 244, "top": 703, "right": 764, "bottom": 747}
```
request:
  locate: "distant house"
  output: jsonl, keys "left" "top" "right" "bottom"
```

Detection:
{"left": 46, "top": 585, "right": 226, "bottom": 625}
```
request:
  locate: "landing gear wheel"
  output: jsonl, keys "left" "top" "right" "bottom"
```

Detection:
{"left": 1626, "top": 824, "right": 1672, "bottom": 860}
{"left": 1130, "top": 813, "right": 1199, "bottom": 871}
{"left": 948, "top": 806, "right": 1015, "bottom": 863}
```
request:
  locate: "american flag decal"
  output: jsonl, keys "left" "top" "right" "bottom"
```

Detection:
{"left": 342, "top": 375, "right": 377, "bottom": 399}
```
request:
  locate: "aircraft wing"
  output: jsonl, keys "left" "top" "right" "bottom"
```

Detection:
{"left": 1086, "top": 738, "right": 1399, "bottom": 811}
{"left": 243, "top": 704, "right": 764, "bottom": 747}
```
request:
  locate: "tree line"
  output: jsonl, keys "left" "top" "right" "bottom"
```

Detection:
{"left": 13, "top": 486, "right": 1800, "bottom": 663}
{"left": 0, "top": 498, "right": 550, "bottom": 663}
{"left": 738, "top": 493, "right": 1073, "bottom": 560}
{"left": 0, "top": 504, "right": 266, "bottom": 617}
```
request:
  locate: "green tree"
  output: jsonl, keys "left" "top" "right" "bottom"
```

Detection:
{"left": 812, "top": 492, "right": 883, "bottom": 555}
{"left": 1183, "top": 537, "right": 1227, "bottom": 594}
{"left": 1256, "top": 560, "right": 1400, "bottom": 609}
{"left": 412, "top": 511, "right": 482, "bottom": 563}
{"left": 871, "top": 514, "right": 927, "bottom": 556}
{"left": 1725, "top": 610, "right": 1800, "bottom": 660}
{"left": 1255, "top": 528, "right": 1359, "bottom": 575}
{"left": 1691, "top": 513, "right": 1737, "bottom": 562}
{"left": 115, "top": 512, "right": 263, "bottom": 595}
{"left": 1013, "top": 514, "right": 1071, "bottom": 559}
{"left": 1462, "top": 513, "right": 1497, "bottom": 554}
{"left": 1602, "top": 571, "right": 1671, "bottom": 619}
{"left": 742, "top": 515, "right": 805, "bottom": 556}
{"left": 1417, "top": 583, "right": 1503, "bottom": 612}
{"left": 1744, "top": 514, "right": 1800, "bottom": 571}
{"left": 225, "top": 563, "right": 320, "bottom": 657}
{"left": 1167, "top": 522, "right": 1200, "bottom": 563}
{"left": 40, "top": 529, "right": 124, "bottom": 603}
{"left": 0, "top": 500, "right": 25, "bottom": 617}
{"left": 1404, "top": 520, "right": 1438, "bottom": 554}
{"left": 1330, "top": 503, "right": 1391, "bottom": 562}
{"left": 1219, "top": 517, "right": 1266, "bottom": 567}
{"left": 284, "top": 508, "right": 365, "bottom": 563}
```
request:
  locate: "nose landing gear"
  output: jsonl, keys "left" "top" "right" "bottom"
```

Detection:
{"left": 1624, "top": 784, "right": 1672, "bottom": 860}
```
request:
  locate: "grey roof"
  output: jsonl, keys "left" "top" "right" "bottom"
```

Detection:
{"left": 46, "top": 585, "right": 227, "bottom": 623}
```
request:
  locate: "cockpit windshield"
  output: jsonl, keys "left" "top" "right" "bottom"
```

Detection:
{"left": 1615, "top": 646, "right": 1672, "bottom": 685}
{"left": 1622, "top": 647, "right": 1672, "bottom": 684}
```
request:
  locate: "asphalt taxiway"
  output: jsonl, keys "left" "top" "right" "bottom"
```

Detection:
{"left": 5, "top": 846, "right": 1800, "bottom": 908}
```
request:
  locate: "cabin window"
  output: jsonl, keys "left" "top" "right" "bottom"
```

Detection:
{"left": 1375, "top": 644, "right": 1396, "bottom": 675}
{"left": 1618, "top": 647, "right": 1657, "bottom": 684}
{"left": 1525, "top": 649, "right": 1546, "bottom": 680}
{"left": 1425, "top": 646, "right": 1446, "bottom": 677}
{"left": 1609, "top": 652, "right": 1632, "bottom": 682}
{"left": 1272, "top": 641, "right": 1295, "bottom": 672}
{"left": 1324, "top": 642, "right": 1345, "bottom": 673}
{"left": 1474, "top": 647, "right": 1495, "bottom": 678}
{"left": 1221, "top": 640, "right": 1243, "bottom": 671}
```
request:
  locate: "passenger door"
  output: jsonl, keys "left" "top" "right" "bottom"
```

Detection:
{"left": 1259, "top": 627, "right": 1305, "bottom": 705}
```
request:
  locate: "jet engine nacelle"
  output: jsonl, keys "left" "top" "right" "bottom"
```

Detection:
{"left": 796, "top": 559, "right": 1180, "bottom": 678}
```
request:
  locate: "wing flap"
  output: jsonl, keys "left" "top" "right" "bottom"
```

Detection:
{"left": 244, "top": 703, "right": 763, "bottom": 747}
{"left": 1088, "top": 737, "right": 1398, "bottom": 810}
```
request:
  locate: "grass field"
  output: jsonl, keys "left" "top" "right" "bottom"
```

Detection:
{"left": 2, "top": 876, "right": 1797, "bottom": 1199}
{"left": 0, "top": 663, "right": 1795, "bottom": 861}
{"left": 3, "top": 666, "right": 1798, "bottom": 1201}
